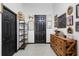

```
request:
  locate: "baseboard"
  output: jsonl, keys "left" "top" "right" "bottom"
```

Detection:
{"left": 27, "top": 42, "right": 50, "bottom": 44}
{"left": 46, "top": 42, "right": 50, "bottom": 44}
{"left": 27, "top": 43, "right": 35, "bottom": 44}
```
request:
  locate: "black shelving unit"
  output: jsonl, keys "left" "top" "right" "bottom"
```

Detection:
{"left": 19, "top": 20, "right": 27, "bottom": 49}
{"left": 17, "top": 12, "right": 28, "bottom": 49}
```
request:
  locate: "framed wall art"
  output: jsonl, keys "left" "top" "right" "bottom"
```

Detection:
{"left": 67, "top": 16, "right": 73, "bottom": 26}
{"left": 57, "top": 13, "right": 66, "bottom": 28}
{"left": 47, "top": 21, "right": 52, "bottom": 29}
{"left": 67, "top": 6, "right": 73, "bottom": 15}
{"left": 54, "top": 15, "right": 58, "bottom": 27}
{"left": 76, "top": 22, "right": 79, "bottom": 32}
{"left": 67, "top": 27, "right": 73, "bottom": 34}
{"left": 47, "top": 15, "right": 52, "bottom": 22}
{"left": 29, "top": 16, "right": 34, "bottom": 22}
{"left": 76, "top": 4, "right": 79, "bottom": 18}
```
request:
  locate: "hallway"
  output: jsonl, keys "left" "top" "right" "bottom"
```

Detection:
{"left": 13, "top": 44, "right": 56, "bottom": 56}
{"left": 0, "top": 3, "right": 78, "bottom": 56}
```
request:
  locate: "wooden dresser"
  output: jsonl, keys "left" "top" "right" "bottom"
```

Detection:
{"left": 50, "top": 34, "right": 77, "bottom": 56}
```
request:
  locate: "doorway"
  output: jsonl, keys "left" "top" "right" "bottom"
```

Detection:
{"left": 2, "top": 5, "right": 17, "bottom": 56}
{"left": 34, "top": 15, "right": 46, "bottom": 43}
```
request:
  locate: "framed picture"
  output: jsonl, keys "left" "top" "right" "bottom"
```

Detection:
{"left": 67, "top": 16, "right": 73, "bottom": 26}
{"left": 29, "top": 16, "right": 34, "bottom": 22}
{"left": 67, "top": 6, "right": 73, "bottom": 15}
{"left": 47, "top": 21, "right": 52, "bottom": 29}
{"left": 76, "top": 4, "right": 79, "bottom": 18}
{"left": 47, "top": 15, "right": 52, "bottom": 22}
{"left": 57, "top": 13, "right": 66, "bottom": 28}
{"left": 76, "top": 22, "right": 79, "bottom": 32}
{"left": 67, "top": 27, "right": 73, "bottom": 34}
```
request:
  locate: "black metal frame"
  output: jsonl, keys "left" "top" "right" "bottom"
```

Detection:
{"left": 76, "top": 4, "right": 79, "bottom": 18}
{"left": 76, "top": 22, "right": 79, "bottom": 32}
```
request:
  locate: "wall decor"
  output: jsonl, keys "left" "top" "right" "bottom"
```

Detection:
{"left": 57, "top": 13, "right": 66, "bottom": 28}
{"left": 76, "top": 4, "right": 79, "bottom": 18}
{"left": 67, "top": 16, "right": 73, "bottom": 26}
{"left": 76, "top": 22, "right": 79, "bottom": 32}
{"left": 47, "top": 21, "right": 52, "bottom": 29}
{"left": 47, "top": 15, "right": 52, "bottom": 22}
{"left": 29, "top": 16, "right": 34, "bottom": 21}
{"left": 54, "top": 15, "right": 58, "bottom": 27}
{"left": 67, "top": 27, "right": 73, "bottom": 34}
{"left": 67, "top": 6, "right": 73, "bottom": 15}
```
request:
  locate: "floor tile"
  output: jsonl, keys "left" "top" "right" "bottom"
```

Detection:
{"left": 13, "top": 44, "right": 56, "bottom": 56}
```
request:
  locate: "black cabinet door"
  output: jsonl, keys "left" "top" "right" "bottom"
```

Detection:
{"left": 35, "top": 15, "right": 46, "bottom": 43}
{"left": 2, "top": 5, "right": 17, "bottom": 56}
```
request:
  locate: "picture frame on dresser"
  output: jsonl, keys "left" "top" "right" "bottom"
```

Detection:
{"left": 76, "top": 22, "right": 79, "bottom": 32}
{"left": 76, "top": 4, "right": 79, "bottom": 18}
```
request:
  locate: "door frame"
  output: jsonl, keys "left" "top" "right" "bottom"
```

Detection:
{"left": 2, "top": 5, "right": 17, "bottom": 55}
{"left": 34, "top": 15, "right": 46, "bottom": 44}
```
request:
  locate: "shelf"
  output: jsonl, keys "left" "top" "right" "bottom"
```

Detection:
{"left": 19, "top": 23, "right": 25, "bottom": 24}
{"left": 19, "top": 34, "right": 24, "bottom": 36}
{"left": 18, "top": 19, "right": 28, "bottom": 50}
{"left": 25, "top": 38, "right": 28, "bottom": 40}
{"left": 19, "top": 39, "right": 25, "bottom": 42}
{"left": 25, "top": 34, "right": 28, "bottom": 35}
{"left": 19, "top": 20, "right": 25, "bottom": 21}
{"left": 19, "top": 28, "right": 24, "bottom": 30}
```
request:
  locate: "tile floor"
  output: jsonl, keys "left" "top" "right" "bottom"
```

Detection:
{"left": 13, "top": 44, "right": 56, "bottom": 56}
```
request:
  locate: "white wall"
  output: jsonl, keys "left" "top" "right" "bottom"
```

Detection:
{"left": 53, "top": 3, "right": 79, "bottom": 55}
{"left": 22, "top": 3, "right": 54, "bottom": 43}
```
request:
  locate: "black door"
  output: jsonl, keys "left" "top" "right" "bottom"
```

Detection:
{"left": 35, "top": 15, "right": 46, "bottom": 43}
{"left": 2, "top": 5, "right": 17, "bottom": 56}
